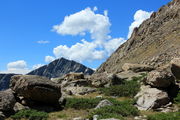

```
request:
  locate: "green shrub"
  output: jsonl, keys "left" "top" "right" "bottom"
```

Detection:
{"left": 99, "top": 78, "right": 141, "bottom": 97}
{"left": 65, "top": 98, "right": 102, "bottom": 110}
{"left": 88, "top": 99, "right": 139, "bottom": 120}
{"left": 174, "top": 91, "right": 180, "bottom": 104}
{"left": 147, "top": 111, "right": 180, "bottom": 120}
{"left": 57, "top": 114, "right": 67, "bottom": 118}
{"left": 11, "top": 109, "right": 48, "bottom": 120}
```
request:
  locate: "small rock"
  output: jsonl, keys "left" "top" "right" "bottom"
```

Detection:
{"left": 13, "top": 102, "right": 28, "bottom": 112}
{"left": 0, "top": 111, "right": 5, "bottom": 120}
{"left": 95, "top": 99, "right": 113, "bottom": 109}
{"left": 73, "top": 117, "right": 85, "bottom": 120}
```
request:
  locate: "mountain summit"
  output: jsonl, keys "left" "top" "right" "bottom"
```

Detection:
{"left": 28, "top": 57, "right": 94, "bottom": 78}
{"left": 96, "top": 0, "right": 180, "bottom": 74}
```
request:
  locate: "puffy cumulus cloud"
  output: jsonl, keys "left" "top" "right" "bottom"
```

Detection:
{"left": 37, "top": 40, "right": 50, "bottom": 44}
{"left": 50, "top": 8, "right": 152, "bottom": 64}
{"left": 32, "top": 64, "right": 44, "bottom": 70}
{"left": 53, "top": 39, "right": 105, "bottom": 62}
{"left": 45, "top": 56, "right": 55, "bottom": 63}
{"left": 0, "top": 60, "right": 30, "bottom": 74}
{"left": 7, "top": 60, "right": 27, "bottom": 70}
{"left": 127, "top": 10, "right": 153, "bottom": 38}
{"left": 104, "top": 38, "right": 126, "bottom": 55}
{"left": 53, "top": 7, "right": 111, "bottom": 43}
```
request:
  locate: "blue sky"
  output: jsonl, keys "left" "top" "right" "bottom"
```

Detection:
{"left": 0, "top": 0, "right": 171, "bottom": 74}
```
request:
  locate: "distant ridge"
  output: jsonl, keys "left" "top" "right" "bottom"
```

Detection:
{"left": 28, "top": 57, "right": 94, "bottom": 78}
{"left": 0, "top": 73, "right": 18, "bottom": 90}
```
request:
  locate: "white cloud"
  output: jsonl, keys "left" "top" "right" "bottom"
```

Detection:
{"left": 37, "top": 40, "right": 50, "bottom": 44}
{"left": 45, "top": 56, "right": 55, "bottom": 63}
{"left": 32, "top": 64, "right": 44, "bottom": 69}
{"left": 7, "top": 60, "right": 27, "bottom": 69}
{"left": 49, "top": 8, "right": 152, "bottom": 65}
{"left": 51, "top": 7, "right": 125, "bottom": 63}
{"left": 0, "top": 60, "right": 30, "bottom": 74}
{"left": 127, "top": 10, "right": 153, "bottom": 38}
{"left": 53, "top": 39, "right": 105, "bottom": 62}
{"left": 53, "top": 7, "right": 111, "bottom": 43}
{"left": 104, "top": 38, "right": 126, "bottom": 55}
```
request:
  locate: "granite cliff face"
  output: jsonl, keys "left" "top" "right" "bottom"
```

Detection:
{"left": 28, "top": 57, "right": 94, "bottom": 78}
{"left": 0, "top": 74, "right": 18, "bottom": 91}
{"left": 96, "top": 0, "right": 180, "bottom": 74}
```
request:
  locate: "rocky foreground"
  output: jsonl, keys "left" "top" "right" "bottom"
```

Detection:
{"left": 0, "top": 58, "right": 180, "bottom": 120}
{"left": 0, "top": 0, "right": 180, "bottom": 120}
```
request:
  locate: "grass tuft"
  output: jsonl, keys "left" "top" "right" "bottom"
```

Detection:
{"left": 10, "top": 109, "right": 48, "bottom": 120}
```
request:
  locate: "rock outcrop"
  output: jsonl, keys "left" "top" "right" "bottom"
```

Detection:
{"left": 96, "top": 0, "right": 180, "bottom": 74}
{"left": 90, "top": 73, "right": 122, "bottom": 87}
{"left": 10, "top": 75, "right": 61, "bottom": 105}
{"left": 28, "top": 57, "right": 94, "bottom": 78}
{"left": 0, "top": 89, "right": 16, "bottom": 112}
{"left": 122, "top": 63, "right": 153, "bottom": 72}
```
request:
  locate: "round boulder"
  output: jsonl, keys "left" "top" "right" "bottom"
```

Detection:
{"left": 146, "top": 69, "right": 175, "bottom": 88}
{"left": 10, "top": 75, "right": 61, "bottom": 105}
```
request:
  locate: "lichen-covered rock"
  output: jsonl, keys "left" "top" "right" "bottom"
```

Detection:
{"left": 122, "top": 63, "right": 153, "bottom": 72}
{"left": 170, "top": 58, "right": 180, "bottom": 79}
{"left": 145, "top": 68, "right": 175, "bottom": 88}
{"left": 10, "top": 75, "right": 61, "bottom": 105}
{"left": 135, "top": 85, "right": 170, "bottom": 110}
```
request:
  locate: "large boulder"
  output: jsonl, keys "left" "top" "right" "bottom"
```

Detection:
{"left": 135, "top": 86, "right": 170, "bottom": 110}
{"left": 10, "top": 75, "right": 61, "bottom": 105}
{"left": 0, "top": 89, "right": 16, "bottom": 112}
{"left": 170, "top": 58, "right": 180, "bottom": 79}
{"left": 90, "top": 73, "right": 122, "bottom": 87}
{"left": 145, "top": 68, "right": 175, "bottom": 88}
{"left": 122, "top": 63, "right": 154, "bottom": 72}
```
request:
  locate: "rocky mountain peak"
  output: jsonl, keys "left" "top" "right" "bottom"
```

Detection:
{"left": 28, "top": 57, "right": 94, "bottom": 78}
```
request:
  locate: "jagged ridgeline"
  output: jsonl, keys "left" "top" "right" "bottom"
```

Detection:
{"left": 28, "top": 57, "right": 94, "bottom": 78}
{"left": 96, "top": 0, "right": 180, "bottom": 74}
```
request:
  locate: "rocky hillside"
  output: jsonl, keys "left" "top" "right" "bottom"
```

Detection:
{"left": 96, "top": 0, "right": 180, "bottom": 74}
{"left": 0, "top": 74, "right": 18, "bottom": 91}
{"left": 28, "top": 57, "right": 94, "bottom": 78}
